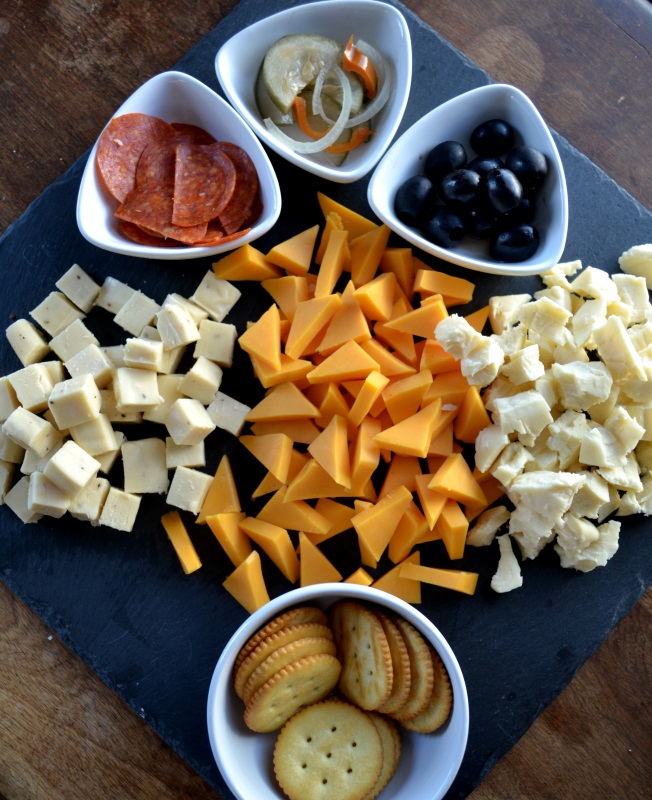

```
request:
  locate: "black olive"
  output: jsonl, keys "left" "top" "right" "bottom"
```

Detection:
{"left": 394, "top": 175, "right": 435, "bottom": 227}
{"left": 490, "top": 224, "right": 540, "bottom": 262}
{"left": 505, "top": 146, "right": 548, "bottom": 193}
{"left": 497, "top": 195, "right": 536, "bottom": 228}
{"left": 439, "top": 169, "right": 481, "bottom": 207}
{"left": 467, "top": 155, "right": 503, "bottom": 178}
{"left": 424, "top": 141, "right": 467, "bottom": 183}
{"left": 484, "top": 168, "right": 523, "bottom": 214}
{"left": 464, "top": 205, "right": 498, "bottom": 239}
{"left": 423, "top": 208, "right": 466, "bottom": 249}
{"left": 470, "top": 118, "right": 515, "bottom": 156}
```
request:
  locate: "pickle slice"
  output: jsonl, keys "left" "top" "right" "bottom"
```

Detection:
{"left": 262, "top": 34, "right": 344, "bottom": 114}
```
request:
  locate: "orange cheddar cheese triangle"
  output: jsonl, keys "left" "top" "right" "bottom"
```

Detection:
{"left": 306, "top": 340, "right": 380, "bottom": 385}
{"left": 373, "top": 397, "right": 442, "bottom": 458}
{"left": 206, "top": 511, "right": 249, "bottom": 567}
{"left": 383, "top": 294, "right": 448, "bottom": 338}
{"left": 298, "top": 532, "right": 343, "bottom": 587}
{"left": 352, "top": 485, "right": 413, "bottom": 565}
{"left": 265, "top": 224, "right": 319, "bottom": 276}
{"left": 434, "top": 498, "right": 469, "bottom": 560}
{"left": 317, "top": 193, "right": 377, "bottom": 241}
{"left": 414, "top": 473, "right": 448, "bottom": 530}
{"left": 428, "top": 453, "right": 487, "bottom": 507}
{"left": 314, "top": 228, "right": 350, "bottom": 298}
{"left": 387, "top": 501, "right": 429, "bottom": 564}
{"left": 383, "top": 368, "right": 433, "bottom": 424}
{"left": 348, "top": 371, "right": 390, "bottom": 428}
{"left": 239, "top": 517, "right": 300, "bottom": 584}
{"left": 239, "top": 432, "right": 293, "bottom": 483}
{"left": 380, "top": 247, "right": 416, "bottom": 300}
{"left": 212, "top": 243, "right": 281, "bottom": 281}
{"left": 316, "top": 295, "right": 371, "bottom": 356}
{"left": 307, "top": 414, "right": 351, "bottom": 488}
{"left": 245, "top": 382, "right": 320, "bottom": 422}
{"left": 285, "top": 294, "right": 342, "bottom": 360}
{"left": 371, "top": 551, "right": 422, "bottom": 604}
{"left": 349, "top": 223, "right": 391, "bottom": 287}
{"left": 257, "top": 486, "right": 332, "bottom": 535}
{"left": 344, "top": 567, "right": 374, "bottom": 586}
{"left": 413, "top": 267, "right": 475, "bottom": 306}
{"left": 161, "top": 511, "right": 202, "bottom": 574}
{"left": 285, "top": 458, "right": 376, "bottom": 503}
{"left": 359, "top": 338, "right": 416, "bottom": 379}
{"left": 261, "top": 275, "right": 310, "bottom": 321}
{"left": 197, "top": 454, "right": 241, "bottom": 524}
{"left": 352, "top": 271, "right": 397, "bottom": 322}
{"left": 453, "top": 384, "right": 491, "bottom": 443}
{"left": 223, "top": 550, "right": 270, "bottom": 614}
{"left": 399, "top": 562, "right": 478, "bottom": 596}
{"left": 238, "top": 304, "right": 282, "bottom": 370}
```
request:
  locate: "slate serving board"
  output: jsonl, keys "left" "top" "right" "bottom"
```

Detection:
{"left": 1, "top": 0, "right": 650, "bottom": 797}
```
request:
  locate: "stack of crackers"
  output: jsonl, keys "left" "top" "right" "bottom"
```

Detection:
{"left": 232, "top": 600, "right": 453, "bottom": 800}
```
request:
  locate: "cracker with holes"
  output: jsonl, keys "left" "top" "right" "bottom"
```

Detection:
{"left": 329, "top": 600, "right": 393, "bottom": 710}
{"left": 274, "top": 699, "right": 383, "bottom": 800}
{"left": 389, "top": 617, "right": 434, "bottom": 722}
{"left": 244, "top": 653, "right": 341, "bottom": 733}
{"left": 363, "top": 712, "right": 401, "bottom": 799}
{"left": 401, "top": 646, "right": 453, "bottom": 733}
{"left": 374, "top": 611, "right": 412, "bottom": 716}
{"left": 234, "top": 622, "right": 333, "bottom": 700}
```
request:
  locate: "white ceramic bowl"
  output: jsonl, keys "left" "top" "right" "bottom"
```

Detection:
{"left": 215, "top": 0, "right": 412, "bottom": 183}
{"left": 207, "top": 583, "right": 468, "bottom": 800}
{"left": 77, "top": 71, "right": 281, "bottom": 260}
{"left": 368, "top": 83, "right": 568, "bottom": 276}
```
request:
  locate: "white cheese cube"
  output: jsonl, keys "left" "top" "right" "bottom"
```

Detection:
{"left": 604, "top": 406, "right": 645, "bottom": 452}
{"left": 597, "top": 452, "right": 643, "bottom": 492}
{"left": 492, "top": 390, "right": 553, "bottom": 445}
{"left": 592, "top": 315, "right": 648, "bottom": 382}
{"left": 190, "top": 271, "right": 241, "bottom": 322}
{"left": 625, "top": 402, "right": 652, "bottom": 442}
{"left": 533, "top": 285, "right": 572, "bottom": 312}
{"left": 64, "top": 343, "right": 114, "bottom": 388}
{"left": 6, "top": 318, "right": 50, "bottom": 365}
{"left": 541, "top": 259, "right": 582, "bottom": 290}
{"left": 627, "top": 321, "right": 652, "bottom": 352}
{"left": 124, "top": 337, "right": 164, "bottom": 372}
{"left": 508, "top": 505, "right": 555, "bottom": 560}
{"left": 552, "top": 361, "right": 613, "bottom": 411}
{"left": 491, "top": 325, "right": 527, "bottom": 358}
{"left": 49, "top": 318, "right": 99, "bottom": 361}
{"left": 619, "top": 243, "right": 652, "bottom": 289}
{"left": 166, "top": 466, "right": 213, "bottom": 514}
{"left": 20, "top": 439, "right": 63, "bottom": 475}
{"left": 165, "top": 437, "right": 206, "bottom": 469}
{"left": 142, "top": 374, "right": 185, "bottom": 425}
{"left": 43, "top": 439, "right": 101, "bottom": 494}
{"left": 98, "top": 487, "right": 141, "bottom": 531}
{"left": 460, "top": 336, "right": 504, "bottom": 387}
{"left": 69, "top": 413, "right": 118, "bottom": 456}
{"left": 179, "top": 357, "right": 223, "bottom": 405}
{"left": 4, "top": 407, "right": 62, "bottom": 457}
{"left": 194, "top": 319, "right": 237, "bottom": 366}
{"left": 30, "top": 291, "right": 85, "bottom": 337}
{"left": 0, "top": 423, "right": 26, "bottom": 463}
{"left": 122, "top": 437, "right": 169, "bottom": 494}
{"left": 547, "top": 410, "right": 591, "bottom": 469}
{"left": 554, "top": 517, "right": 620, "bottom": 572}
{"left": 4, "top": 476, "right": 42, "bottom": 523}
{"left": 207, "top": 391, "right": 250, "bottom": 436}
{"left": 114, "top": 291, "right": 161, "bottom": 336}
{"left": 99, "top": 387, "right": 142, "bottom": 424}
{"left": 101, "top": 345, "right": 127, "bottom": 368}
{"left": 490, "top": 534, "right": 523, "bottom": 593}
{"left": 501, "top": 344, "right": 545, "bottom": 385}
{"left": 55, "top": 264, "right": 101, "bottom": 312}
{"left": 434, "top": 314, "right": 481, "bottom": 359}
{"left": 571, "top": 297, "right": 607, "bottom": 348}
{"left": 0, "top": 459, "right": 15, "bottom": 504}
{"left": 0, "top": 377, "right": 20, "bottom": 422}
{"left": 112, "top": 367, "right": 162, "bottom": 412}
{"left": 579, "top": 426, "right": 625, "bottom": 469}
{"left": 634, "top": 440, "right": 652, "bottom": 471}
{"left": 27, "top": 471, "right": 70, "bottom": 518}
{"left": 488, "top": 293, "right": 531, "bottom": 333}
{"left": 139, "top": 327, "right": 186, "bottom": 374}
{"left": 48, "top": 373, "right": 101, "bottom": 429}
{"left": 570, "top": 266, "right": 620, "bottom": 303}
{"left": 467, "top": 505, "right": 510, "bottom": 547}
{"left": 508, "top": 470, "right": 585, "bottom": 522}
{"left": 519, "top": 296, "right": 572, "bottom": 345}
{"left": 569, "top": 471, "right": 611, "bottom": 519}
{"left": 165, "top": 398, "right": 216, "bottom": 446}
{"left": 163, "top": 293, "right": 208, "bottom": 325}
{"left": 474, "top": 424, "right": 510, "bottom": 474}
{"left": 94, "top": 276, "right": 136, "bottom": 314}
{"left": 491, "top": 443, "right": 534, "bottom": 487}
{"left": 8, "top": 364, "right": 55, "bottom": 412}
{"left": 69, "top": 476, "right": 111, "bottom": 523}
{"left": 156, "top": 302, "right": 200, "bottom": 350}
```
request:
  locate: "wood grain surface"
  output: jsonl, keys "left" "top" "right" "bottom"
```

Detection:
{"left": 0, "top": 1, "right": 650, "bottom": 799}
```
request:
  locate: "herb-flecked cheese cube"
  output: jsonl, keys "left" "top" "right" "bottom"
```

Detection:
{"left": 4, "top": 476, "right": 42, "bottom": 523}
{"left": 55, "top": 264, "right": 101, "bottom": 312}
{"left": 206, "top": 391, "right": 250, "bottom": 436}
{"left": 8, "top": 364, "right": 55, "bottom": 412}
{"left": 6, "top": 319, "right": 50, "bottom": 365}
{"left": 0, "top": 459, "right": 15, "bottom": 504}
{"left": 194, "top": 319, "right": 237, "bottom": 366}
{"left": 48, "top": 373, "right": 102, "bottom": 429}
{"left": 114, "top": 291, "right": 160, "bottom": 336}
{"left": 4, "top": 407, "right": 62, "bottom": 457}
{"left": 30, "top": 292, "right": 85, "bottom": 337}
{"left": 165, "top": 398, "right": 216, "bottom": 446}
{"left": 112, "top": 367, "right": 162, "bottom": 412}
{"left": 65, "top": 343, "right": 114, "bottom": 388}
{"left": 69, "top": 476, "right": 111, "bottom": 523}
{"left": 165, "top": 437, "right": 206, "bottom": 469}
{"left": 124, "top": 337, "right": 164, "bottom": 372}
{"left": 94, "top": 276, "right": 136, "bottom": 314}
{"left": 43, "top": 439, "right": 101, "bottom": 494}
{"left": 69, "top": 413, "right": 118, "bottom": 456}
{"left": 156, "top": 302, "right": 200, "bottom": 350}
{"left": 179, "top": 357, "right": 223, "bottom": 404}
{"left": 190, "top": 271, "right": 241, "bottom": 322}
{"left": 122, "top": 437, "right": 169, "bottom": 494}
{"left": 49, "top": 318, "right": 99, "bottom": 361}
{"left": 27, "top": 471, "right": 70, "bottom": 518}
{"left": 0, "top": 377, "right": 20, "bottom": 423}
{"left": 166, "top": 466, "right": 213, "bottom": 514}
{"left": 141, "top": 374, "right": 184, "bottom": 424}
{"left": 98, "top": 487, "right": 141, "bottom": 531}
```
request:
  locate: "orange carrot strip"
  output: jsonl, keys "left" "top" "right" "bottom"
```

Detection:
{"left": 325, "top": 126, "right": 374, "bottom": 153}
{"left": 343, "top": 35, "right": 377, "bottom": 99}
{"left": 292, "top": 97, "right": 373, "bottom": 153}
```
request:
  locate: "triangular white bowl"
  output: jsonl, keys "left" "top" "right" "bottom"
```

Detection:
{"left": 368, "top": 83, "right": 568, "bottom": 275}
{"left": 77, "top": 71, "right": 281, "bottom": 260}
{"left": 215, "top": 0, "right": 412, "bottom": 183}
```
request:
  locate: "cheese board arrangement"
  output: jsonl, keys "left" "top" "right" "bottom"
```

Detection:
{"left": 0, "top": 1, "right": 650, "bottom": 799}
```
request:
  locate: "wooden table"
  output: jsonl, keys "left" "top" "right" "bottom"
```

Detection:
{"left": 0, "top": 1, "right": 650, "bottom": 798}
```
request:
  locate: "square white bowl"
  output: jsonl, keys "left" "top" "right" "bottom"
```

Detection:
{"left": 368, "top": 83, "right": 568, "bottom": 276}
{"left": 76, "top": 71, "right": 282, "bottom": 260}
{"left": 207, "top": 583, "right": 469, "bottom": 800}
{"left": 215, "top": 0, "right": 412, "bottom": 183}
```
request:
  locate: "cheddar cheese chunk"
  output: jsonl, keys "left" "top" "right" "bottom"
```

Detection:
{"left": 352, "top": 485, "right": 413, "bottom": 567}
{"left": 245, "top": 382, "right": 320, "bottom": 422}
{"left": 206, "top": 511, "right": 250, "bottom": 567}
{"left": 212, "top": 244, "right": 281, "bottom": 281}
{"left": 239, "top": 432, "right": 293, "bottom": 483}
{"left": 373, "top": 398, "right": 442, "bottom": 458}
{"left": 238, "top": 304, "right": 282, "bottom": 370}
{"left": 257, "top": 486, "right": 332, "bottom": 535}
{"left": 266, "top": 224, "right": 319, "bottom": 276}
{"left": 399, "top": 562, "right": 478, "bottom": 596}
{"left": 196, "top": 454, "right": 241, "bottom": 524}
{"left": 239, "top": 517, "right": 300, "bottom": 584}
{"left": 161, "top": 510, "right": 202, "bottom": 574}
{"left": 298, "top": 532, "right": 343, "bottom": 587}
{"left": 317, "top": 192, "right": 377, "bottom": 241}
{"left": 371, "top": 551, "right": 422, "bottom": 604}
{"left": 223, "top": 550, "right": 270, "bottom": 614}
{"left": 307, "top": 414, "right": 351, "bottom": 488}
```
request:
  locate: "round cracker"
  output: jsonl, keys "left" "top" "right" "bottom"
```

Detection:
{"left": 374, "top": 611, "right": 412, "bottom": 715}
{"left": 234, "top": 606, "right": 328, "bottom": 673}
{"left": 389, "top": 617, "right": 434, "bottom": 722}
{"left": 274, "top": 699, "right": 383, "bottom": 800}
{"left": 234, "top": 622, "right": 333, "bottom": 700}
{"left": 401, "top": 647, "right": 453, "bottom": 733}
{"left": 329, "top": 601, "right": 393, "bottom": 711}
{"left": 243, "top": 636, "right": 337, "bottom": 704}
{"left": 362, "top": 712, "right": 401, "bottom": 800}
{"left": 244, "top": 654, "right": 341, "bottom": 733}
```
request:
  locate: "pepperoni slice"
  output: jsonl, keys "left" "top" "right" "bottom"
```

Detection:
{"left": 115, "top": 181, "right": 208, "bottom": 245}
{"left": 214, "top": 142, "right": 260, "bottom": 234}
{"left": 171, "top": 123, "right": 217, "bottom": 145}
{"left": 172, "top": 142, "right": 237, "bottom": 228}
{"left": 136, "top": 131, "right": 189, "bottom": 186}
{"left": 118, "top": 220, "right": 182, "bottom": 247}
{"left": 97, "top": 113, "right": 175, "bottom": 202}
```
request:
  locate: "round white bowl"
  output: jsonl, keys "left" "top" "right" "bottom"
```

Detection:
{"left": 76, "top": 71, "right": 281, "bottom": 260}
{"left": 215, "top": 0, "right": 412, "bottom": 183}
{"left": 368, "top": 83, "right": 568, "bottom": 276}
{"left": 207, "top": 583, "right": 469, "bottom": 800}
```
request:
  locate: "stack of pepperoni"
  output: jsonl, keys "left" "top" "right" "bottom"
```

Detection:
{"left": 96, "top": 112, "right": 262, "bottom": 248}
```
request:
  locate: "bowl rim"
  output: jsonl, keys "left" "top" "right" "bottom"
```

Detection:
{"left": 76, "top": 70, "right": 282, "bottom": 261}
{"left": 367, "top": 82, "right": 569, "bottom": 276}
{"left": 214, "top": 0, "right": 412, "bottom": 184}
{"left": 207, "top": 582, "right": 469, "bottom": 800}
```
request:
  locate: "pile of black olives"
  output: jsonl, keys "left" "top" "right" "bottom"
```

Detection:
{"left": 394, "top": 119, "right": 548, "bottom": 262}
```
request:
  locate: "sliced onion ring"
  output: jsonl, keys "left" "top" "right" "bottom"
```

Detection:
{"left": 264, "top": 64, "right": 352, "bottom": 154}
